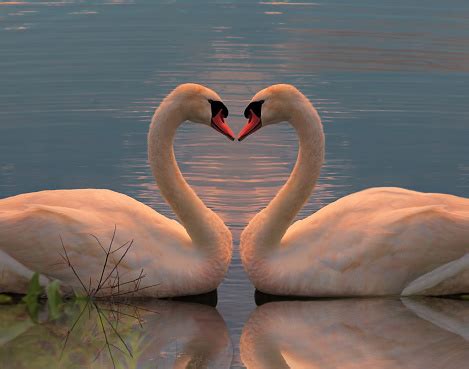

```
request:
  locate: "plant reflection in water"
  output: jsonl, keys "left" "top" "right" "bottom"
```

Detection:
{"left": 0, "top": 294, "right": 232, "bottom": 369}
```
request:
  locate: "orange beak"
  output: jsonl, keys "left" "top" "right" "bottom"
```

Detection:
{"left": 238, "top": 109, "right": 262, "bottom": 141}
{"left": 211, "top": 110, "right": 235, "bottom": 141}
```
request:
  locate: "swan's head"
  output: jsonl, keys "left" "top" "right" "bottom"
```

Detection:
{"left": 170, "top": 83, "right": 235, "bottom": 141}
{"left": 238, "top": 84, "right": 305, "bottom": 141}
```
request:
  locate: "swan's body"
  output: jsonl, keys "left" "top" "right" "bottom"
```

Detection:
{"left": 0, "top": 84, "right": 233, "bottom": 297}
{"left": 241, "top": 298, "right": 469, "bottom": 369}
{"left": 239, "top": 84, "right": 469, "bottom": 296}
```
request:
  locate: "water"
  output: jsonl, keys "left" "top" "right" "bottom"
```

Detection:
{"left": 1, "top": 0, "right": 468, "bottom": 367}
{"left": 2, "top": 297, "right": 469, "bottom": 368}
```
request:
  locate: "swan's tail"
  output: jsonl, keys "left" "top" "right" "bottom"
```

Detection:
{"left": 402, "top": 253, "right": 469, "bottom": 296}
{"left": 0, "top": 249, "right": 50, "bottom": 294}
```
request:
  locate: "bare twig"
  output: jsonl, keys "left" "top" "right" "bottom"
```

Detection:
{"left": 96, "top": 240, "right": 134, "bottom": 294}
{"left": 92, "top": 344, "right": 107, "bottom": 363}
{"left": 111, "top": 240, "right": 132, "bottom": 255}
{"left": 96, "top": 303, "right": 117, "bottom": 369}
{"left": 89, "top": 233, "right": 107, "bottom": 254}
{"left": 57, "top": 225, "right": 163, "bottom": 368}
{"left": 60, "top": 226, "right": 158, "bottom": 301}
{"left": 60, "top": 299, "right": 91, "bottom": 360}
{"left": 97, "top": 282, "right": 160, "bottom": 299}
{"left": 96, "top": 304, "right": 133, "bottom": 358}
{"left": 109, "top": 343, "right": 128, "bottom": 356}
{"left": 96, "top": 225, "right": 117, "bottom": 294}
{"left": 59, "top": 236, "right": 89, "bottom": 295}
{"left": 133, "top": 304, "right": 143, "bottom": 328}
{"left": 100, "top": 307, "right": 141, "bottom": 323}
{"left": 110, "top": 301, "right": 161, "bottom": 315}
{"left": 98, "top": 273, "right": 146, "bottom": 291}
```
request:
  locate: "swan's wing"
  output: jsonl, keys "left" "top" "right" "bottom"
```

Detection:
{"left": 402, "top": 254, "right": 469, "bottom": 296}
{"left": 320, "top": 204, "right": 469, "bottom": 273}
{"left": 0, "top": 189, "right": 192, "bottom": 294}
{"left": 287, "top": 198, "right": 468, "bottom": 274}
{"left": 276, "top": 188, "right": 469, "bottom": 295}
{"left": 0, "top": 201, "right": 105, "bottom": 277}
{"left": 0, "top": 201, "right": 137, "bottom": 293}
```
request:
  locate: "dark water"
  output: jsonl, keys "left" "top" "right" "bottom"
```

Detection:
{"left": 1, "top": 0, "right": 469, "bottom": 367}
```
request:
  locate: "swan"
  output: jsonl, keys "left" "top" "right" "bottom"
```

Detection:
{"left": 238, "top": 84, "right": 469, "bottom": 296}
{"left": 240, "top": 298, "right": 469, "bottom": 369}
{"left": 0, "top": 83, "right": 234, "bottom": 297}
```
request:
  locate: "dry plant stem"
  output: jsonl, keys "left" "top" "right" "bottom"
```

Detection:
{"left": 101, "top": 307, "right": 142, "bottom": 323}
{"left": 102, "top": 273, "right": 146, "bottom": 291}
{"left": 96, "top": 225, "right": 117, "bottom": 294}
{"left": 96, "top": 303, "right": 133, "bottom": 357}
{"left": 60, "top": 298, "right": 91, "bottom": 360}
{"left": 59, "top": 236, "right": 90, "bottom": 295}
{"left": 96, "top": 303, "right": 117, "bottom": 369}
{"left": 96, "top": 240, "right": 135, "bottom": 295}
{"left": 57, "top": 226, "right": 165, "bottom": 369}
{"left": 92, "top": 344, "right": 107, "bottom": 364}
{"left": 97, "top": 283, "right": 161, "bottom": 299}
{"left": 60, "top": 228, "right": 156, "bottom": 299}
{"left": 110, "top": 301, "right": 161, "bottom": 315}
{"left": 62, "top": 299, "right": 154, "bottom": 369}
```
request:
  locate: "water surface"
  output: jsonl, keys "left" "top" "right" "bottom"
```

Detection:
{"left": 1, "top": 0, "right": 469, "bottom": 367}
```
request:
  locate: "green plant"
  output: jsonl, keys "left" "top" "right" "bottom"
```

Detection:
{"left": 46, "top": 280, "right": 63, "bottom": 320}
{"left": 0, "top": 294, "right": 13, "bottom": 304}
{"left": 22, "top": 272, "right": 42, "bottom": 321}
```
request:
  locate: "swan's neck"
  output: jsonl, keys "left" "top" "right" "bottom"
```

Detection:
{"left": 148, "top": 102, "right": 228, "bottom": 251}
{"left": 245, "top": 102, "right": 324, "bottom": 252}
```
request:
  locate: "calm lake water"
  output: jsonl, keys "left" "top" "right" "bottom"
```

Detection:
{"left": 1, "top": 0, "right": 469, "bottom": 367}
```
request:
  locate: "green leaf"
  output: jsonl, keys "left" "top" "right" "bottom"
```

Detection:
{"left": 21, "top": 272, "right": 43, "bottom": 322}
{"left": 0, "top": 294, "right": 13, "bottom": 304}
{"left": 46, "top": 280, "right": 63, "bottom": 320}
{"left": 22, "top": 273, "right": 42, "bottom": 303}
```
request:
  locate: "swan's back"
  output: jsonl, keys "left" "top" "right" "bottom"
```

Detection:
{"left": 287, "top": 187, "right": 469, "bottom": 241}
{"left": 0, "top": 188, "right": 188, "bottom": 249}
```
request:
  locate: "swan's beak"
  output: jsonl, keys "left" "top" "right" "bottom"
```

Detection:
{"left": 211, "top": 110, "right": 235, "bottom": 141}
{"left": 238, "top": 110, "right": 262, "bottom": 141}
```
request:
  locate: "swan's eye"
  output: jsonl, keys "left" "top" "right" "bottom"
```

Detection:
{"left": 244, "top": 100, "right": 264, "bottom": 119}
{"left": 208, "top": 99, "right": 229, "bottom": 118}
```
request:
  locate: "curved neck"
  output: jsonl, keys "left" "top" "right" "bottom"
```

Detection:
{"left": 248, "top": 102, "right": 324, "bottom": 249}
{"left": 147, "top": 102, "right": 224, "bottom": 247}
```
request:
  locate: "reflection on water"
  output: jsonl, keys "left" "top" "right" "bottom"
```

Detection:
{"left": 1, "top": 0, "right": 469, "bottom": 367}
{"left": 0, "top": 299, "right": 233, "bottom": 369}
{"left": 241, "top": 298, "right": 469, "bottom": 369}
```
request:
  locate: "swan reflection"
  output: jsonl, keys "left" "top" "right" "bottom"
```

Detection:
{"left": 241, "top": 297, "right": 469, "bottom": 369}
{"left": 0, "top": 299, "right": 232, "bottom": 369}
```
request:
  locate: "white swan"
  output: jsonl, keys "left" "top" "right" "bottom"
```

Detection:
{"left": 0, "top": 83, "right": 234, "bottom": 297}
{"left": 238, "top": 84, "right": 469, "bottom": 296}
